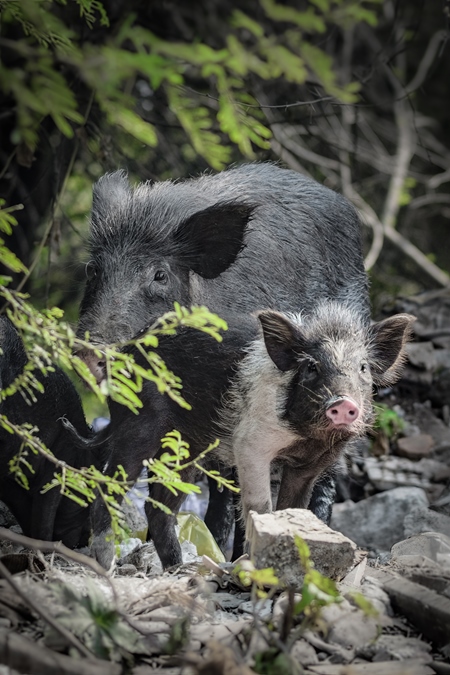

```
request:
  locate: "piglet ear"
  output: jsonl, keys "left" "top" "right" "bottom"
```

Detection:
{"left": 173, "top": 202, "right": 255, "bottom": 279}
{"left": 91, "top": 171, "right": 131, "bottom": 228}
{"left": 368, "top": 313, "right": 416, "bottom": 386}
{"left": 258, "top": 310, "right": 301, "bottom": 372}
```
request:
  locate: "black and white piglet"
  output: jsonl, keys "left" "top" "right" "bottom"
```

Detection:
{"left": 220, "top": 301, "right": 415, "bottom": 531}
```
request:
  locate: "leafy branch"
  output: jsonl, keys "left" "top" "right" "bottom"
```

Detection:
{"left": 0, "top": 0, "right": 380, "bottom": 169}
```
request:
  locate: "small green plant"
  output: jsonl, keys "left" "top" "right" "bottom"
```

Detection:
{"left": 293, "top": 535, "right": 341, "bottom": 624}
{"left": 373, "top": 403, "right": 405, "bottom": 439}
{"left": 247, "top": 535, "right": 342, "bottom": 675}
{"left": 236, "top": 559, "right": 281, "bottom": 599}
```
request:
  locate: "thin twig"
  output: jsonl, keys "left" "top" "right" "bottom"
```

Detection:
{"left": 405, "top": 30, "right": 448, "bottom": 94}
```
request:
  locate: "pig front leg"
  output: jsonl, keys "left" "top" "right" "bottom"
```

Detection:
{"left": 276, "top": 463, "right": 317, "bottom": 511}
{"left": 234, "top": 447, "right": 273, "bottom": 527}
{"left": 308, "top": 471, "right": 337, "bottom": 524}
{"left": 146, "top": 464, "right": 198, "bottom": 569}
{"left": 90, "top": 444, "right": 148, "bottom": 571}
{"left": 204, "top": 470, "right": 235, "bottom": 554}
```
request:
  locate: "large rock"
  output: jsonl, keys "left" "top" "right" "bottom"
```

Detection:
{"left": 331, "top": 487, "right": 428, "bottom": 552}
{"left": 403, "top": 505, "right": 450, "bottom": 539}
{"left": 247, "top": 509, "right": 357, "bottom": 588}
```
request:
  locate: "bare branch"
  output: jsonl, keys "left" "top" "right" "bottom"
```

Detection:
{"left": 270, "top": 122, "right": 341, "bottom": 172}
{"left": 408, "top": 194, "right": 450, "bottom": 210}
{"left": 428, "top": 169, "right": 450, "bottom": 189}
{"left": 381, "top": 100, "right": 416, "bottom": 230}
{"left": 352, "top": 190, "right": 449, "bottom": 285}
{"left": 346, "top": 187, "right": 385, "bottom": 271}
{"left": 405, "top": 30, "right": 449, "bottom": 94}
{"left": 269, "top": 139, "right": 312, "bottom": 177}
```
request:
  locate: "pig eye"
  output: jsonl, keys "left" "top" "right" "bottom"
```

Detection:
{"left": 85, "top": 261, "right": 97, "bottom": 281}
{"left": 360, "top": 363, "right": 369, "bottom": 373}
{"left": 154, "top": 270, "right": 168, "bottom": 284}
{"left": 307, "top": 360, "right": 317, "bottom": 373}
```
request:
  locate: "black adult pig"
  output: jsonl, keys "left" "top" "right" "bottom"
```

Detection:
{"left": 77, "top": 163, "right": 370, "bottom": 378}
{"left": 76, "top": 162, "right": 370, "bottom": 562}
{"left": 0, "top": 316, "right": 100, "bottom": 546}
{"left": 89, "top": 303, "right": 414, "bottom": 570}
{"left": 89, "top": 315, "right": 258, "bottom": 570}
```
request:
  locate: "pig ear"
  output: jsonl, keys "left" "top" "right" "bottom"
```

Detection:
{"left": 258, "top": 311, "right": 302, "bottom": 372}
{"left": 173, "top": 202, "right": 255, "bottom": 279}
{"left": 92, "top": 171, "right": 131, "bottom": 224}
{"left": 368, "top": 313, "right": 416, "bottom": 386}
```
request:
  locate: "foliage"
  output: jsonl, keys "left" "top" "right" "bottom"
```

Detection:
{"left": 236, "top": 559, "right": 281, "bottom": 599}
{"left": 0, "top": 202, "right": 27, "bottom": 284}
{"left": 373, "top": 403, "right": 405, "bottom": 439}
{"left": 0, "top": 0, "right": 380, "bottom": 171}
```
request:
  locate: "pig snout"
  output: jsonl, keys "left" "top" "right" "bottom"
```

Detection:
{"left": 76, "top": 348, "right": 106, "bottom": 384}
{"left": 326, "top": 396, "right": 360, "bottom": 426}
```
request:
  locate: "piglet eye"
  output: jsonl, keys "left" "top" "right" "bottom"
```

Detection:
{"left": 154, "top": 270, "right": 167, "bottom": 283}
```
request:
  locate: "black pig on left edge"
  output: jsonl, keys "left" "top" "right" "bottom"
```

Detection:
{"left": 0, "top": 317, "right": 103, "bottom": 546}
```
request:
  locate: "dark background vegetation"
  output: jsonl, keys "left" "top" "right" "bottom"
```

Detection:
{"left": 1, "top": 0, "right": 450, "bottom": 416}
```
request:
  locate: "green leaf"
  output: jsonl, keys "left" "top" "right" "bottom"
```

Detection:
{"left": 102, "top": 105, "right": 158, "bottom": 146}
{"left": 231, "top": 10, "right": 265, "bottom": 37}
{"left": 260, "top": 0, "right": 326, "bottom": 33}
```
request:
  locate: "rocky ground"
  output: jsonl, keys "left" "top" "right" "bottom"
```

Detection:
{"left": 1, "top": 289, "right": 450, "bottom": 674}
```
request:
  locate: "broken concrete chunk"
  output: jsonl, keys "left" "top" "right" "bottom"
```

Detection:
{"left": 403, "top": 506, "right": 450, "bottom": 539}
{"left": 405, "top": 341, "right": 436, "bottom": 371}
{"left": 411, "top": 402, "right": 450, "bottom": 447}
{"left": 383, "top": 575, "right": 450, "bottom": 649}
{"left": 396, "top": 434, "right": 434, "bottom": 460}
{"left": 290, "top": 638, "right": 319, "bottom": 665}
{"left": 320, "top": 602, "right": 379, "bottom": 650}
{"left": 358, "top": 634, "right": 432, "bottom": 662}
{"left": 391, "top": 531, "right": 450, "bottom": 565}
{"left": 358, "top": 576, "right": 392, "bottom": 616}
{"left": 248, "top": 509, "right": 357, "bottom": 588}
{"left": 364, "top": 456, "right": 450, "bottom": 492}
{"left": 431, "top": 481, "right": 450, "bottom": 516}
{"left": 307, "top": 659, "right": 435, "bottom": 674}
{"left": 331, "top": 487, "right": 428, "bottom": 552}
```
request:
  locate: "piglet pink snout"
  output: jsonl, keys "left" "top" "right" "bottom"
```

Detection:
{"left": 326, "top": 397, "right": 360, "bottom": 426}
